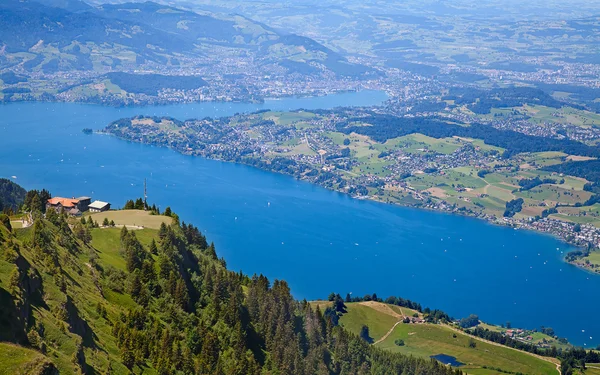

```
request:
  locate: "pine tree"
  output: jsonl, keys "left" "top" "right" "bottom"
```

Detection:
{"left": 359, "top": 325, "right": 372, "bottom": 343}
{"left": 148, "top": 239, "right": 158, "bottom": 255}
{"left": 120, "top": 225, "right": 129, "bottom": 242}
{"left": 30, "top": 194, "right": 42, "bottom": 214}
{"left": 207, "top": 242, "right": 217, "bottom": 260}
{"left": 8, "top": 268, "right": 20, "bottom": 295}
{"left": 134, "top": 198, "right": 144, "bottom": 210}
{"left": 129, "top": 271, "right": 142, "bottom": 299}
{"left": 174, "top": 278, "right": 189, "bottom": 310}
{"left": 39, "top": 189, "right": 51, "bottom": 213}
{"left": 141, "top": 259, "right": 156, "bottom": 284}
{"left": 158, "top": 222, "right": 167, "bottom": 240}
{"left": 122, "top": 347, "right": 135, "bottom": 370}
{"left": 45, "top": 207, "right": 59, "bottom": 225}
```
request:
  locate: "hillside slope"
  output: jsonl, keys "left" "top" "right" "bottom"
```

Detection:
{"left": 337, "top": 301, "right": 560, "bottom": 375}
{"left": 0, "top": 189, "right": 460, "bottom": 374}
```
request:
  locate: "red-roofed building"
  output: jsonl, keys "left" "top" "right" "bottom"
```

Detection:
{"left": 46, "top": 196, "right": 91, "bottom": 214}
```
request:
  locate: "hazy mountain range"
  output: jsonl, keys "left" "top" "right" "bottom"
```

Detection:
{"left": 0, "top": 0, "right": 371, "bottom": 77}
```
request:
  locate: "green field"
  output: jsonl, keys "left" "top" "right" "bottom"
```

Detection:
{"left": 90, "top": 227, "right": 158, "bottom": 271}
{"left": 262, "top": 111, "right": 316, "bottom": 126}
{"left": 337, "top": 302, "right": 559, "bottom": 375}
{"left": 0, "top": 343, "right": 54, "bottom": 375}
{"left": 377, "top": 323, "right": 557, "bottom": 375}
{"left": 339, "top": 302, "right": 401, "bottom": 341}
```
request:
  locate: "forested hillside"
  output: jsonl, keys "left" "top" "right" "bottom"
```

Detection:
{"left": 0, "top": 186, "right": 460, "bottom": 375}
{"left": 0, "top": 178, "right": 26, "bottom": 212}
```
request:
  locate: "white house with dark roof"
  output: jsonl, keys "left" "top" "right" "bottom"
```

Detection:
{"left": 88, "top": 201, "right": 111, "bottom": 213}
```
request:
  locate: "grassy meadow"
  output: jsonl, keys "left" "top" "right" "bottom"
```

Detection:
{"left": 337, "top": 301, "right": 560, "bottom": 375}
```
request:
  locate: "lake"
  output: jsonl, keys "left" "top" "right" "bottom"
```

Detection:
{"left": 0, "top": 91, "right": 598, "bottom": 346}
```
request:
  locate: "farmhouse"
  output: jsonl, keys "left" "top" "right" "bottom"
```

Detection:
{"left": 46, "top": 196, "right": 91, "bottom": 214}
{"left": 89, "top": 201, "right": 111, "bottom": 213}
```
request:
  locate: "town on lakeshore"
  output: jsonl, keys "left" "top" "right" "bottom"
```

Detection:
{"left": 105, "top": 110, "right": 600, "bottom": 274}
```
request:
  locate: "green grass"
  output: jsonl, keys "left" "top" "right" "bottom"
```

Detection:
{"left": 4, "top": 220, "right": 145, "bottom": 375}
{"left": 485, "top": 185, "right": 515, "bottom": 201}
{"left": 339, "top": 302, "right": 400, "bottom": 341}
{"left": 337, "top": 302, "right": 559, "bottom": 375}
{"left": 262, "top": 111, "right": 316, "bottom": 126}
{"left": 90, "top": 227, "right": 158, "bottom": 271}
{"left": 515, "top": 185, "right": 591, "bottom": 205}
{"left": 0, "top": 343, "right": 53, "bottom": 375}
{"left": 377, "top": 323, "right": 558, "bottom": 375}
{"left": 515, "top": 105, "right": 600, "bottom": 128}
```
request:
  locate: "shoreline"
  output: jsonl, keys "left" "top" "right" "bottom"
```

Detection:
{"left": 0, "top": 88, "right": 384, "bottom": 109}
{"left": 102, "top": 130, "right": 599, "bottom": 275}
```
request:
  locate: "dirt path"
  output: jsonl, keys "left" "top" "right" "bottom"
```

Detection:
{"left": 482, "top": 181, "right": 490, "bottom": 195}
{"left": 360, "top": 302, "right": 561, "bottom": 374}
{"left": 373, "top": 320, "right": 403, "bottom": 345}
{"left": 359, "top": 302, "right": 406, "bottom": 346}
{"left": 443, "top": 324, "right": 561, "bottom": 374}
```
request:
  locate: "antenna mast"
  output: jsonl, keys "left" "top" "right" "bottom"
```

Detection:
{"left": 144, "top": 178, "right": 147, "bottom": 210}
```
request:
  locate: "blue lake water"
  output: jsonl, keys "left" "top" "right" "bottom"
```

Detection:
{"left": 0, "top": 91, "right": 598, "bottom": 346}
{"left": 431, "top": 354, "right": 464, "bottom": 367}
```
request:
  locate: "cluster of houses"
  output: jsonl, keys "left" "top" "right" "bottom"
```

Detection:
{"left": 403, "top": 316, "right": 426, "bottom": 324}
{"left": 46, "top": 196, "right": 111, "bottom": 216}
{"left": 504, "top": 329, "right": 534, "bottom": 342}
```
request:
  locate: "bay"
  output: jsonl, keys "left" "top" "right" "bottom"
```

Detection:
{"left": 0, "top": 91, "right": 597, "bottom": 346}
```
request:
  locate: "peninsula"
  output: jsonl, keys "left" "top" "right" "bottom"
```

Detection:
{"left": 103, "top": 108, "right": 600, "bottom": 271}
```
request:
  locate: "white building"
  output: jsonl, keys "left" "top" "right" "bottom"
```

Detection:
{"left": 88, "top": 201, "right": 111, "bottom": 213}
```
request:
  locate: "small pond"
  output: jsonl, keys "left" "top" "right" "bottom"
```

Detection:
{"left": 430, "top": 354, "right": 464, "bottom": 367}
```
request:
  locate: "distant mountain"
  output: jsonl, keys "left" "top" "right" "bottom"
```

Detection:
{"left": 97, "top": 1, "right": 266, "bottom": 46}
{"left": 33, "top": 0, "right": 94, "bottom": 12}
{"left": 0, "top": 0, "right": 194, "bottom": 54}
{"left": 0, "top": 0, "right": 371, "bottom": 78}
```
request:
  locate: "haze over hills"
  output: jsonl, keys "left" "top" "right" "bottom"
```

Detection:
{"left": 3, "top": 0, "right": 600, "bottom": 108}
{"left": 0, "top": 0, "right": 375, "bottom": 104}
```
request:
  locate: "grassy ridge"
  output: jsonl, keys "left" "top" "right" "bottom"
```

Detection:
{"left": 0, "top": 342, "right": 55, "bottom": 375}
{"left": 0, "top": 209, "right": 467, "bottom": 375}
{"left": 0, "top": 211, "right": 163, "bottom": 374}
{"left": 338, "top": 301, "right": 559, "bottom": 375}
